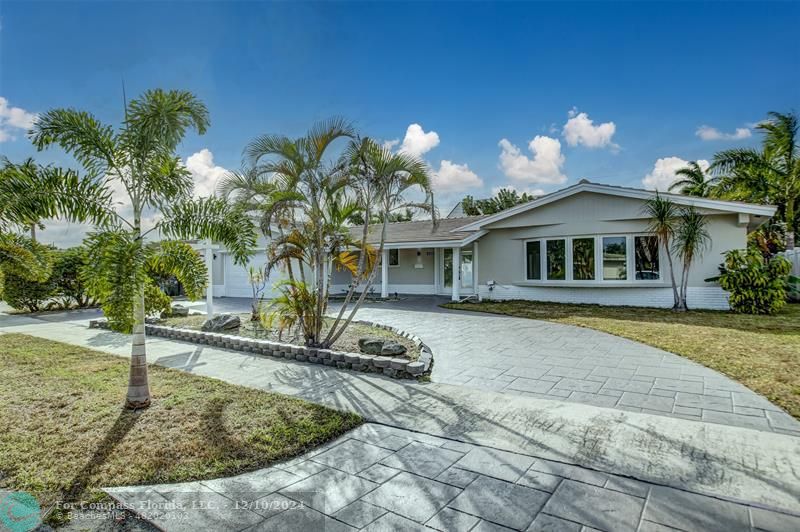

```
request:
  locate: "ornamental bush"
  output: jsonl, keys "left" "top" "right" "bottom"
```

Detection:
{"left": 717, "top": 249, "right": 792, "bottom": 314}
{"left": 52, "top": 247, "right": 95, "bottom": 308}
{"left": 2, "top": 240, "right": 56, "bottom": 312}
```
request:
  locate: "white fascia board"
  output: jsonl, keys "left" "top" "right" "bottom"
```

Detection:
{"left": 452, "top": 182, "right": 777, "bottom": 232}
{"left": 383, "top": 233, "right": 486, "bottom": 249}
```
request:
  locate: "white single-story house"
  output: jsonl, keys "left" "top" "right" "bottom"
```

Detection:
{"left": 327, "top": 180, "right": 776, "bottom": 310}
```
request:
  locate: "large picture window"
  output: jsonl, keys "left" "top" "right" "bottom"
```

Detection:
{"left": 525, "top": 241, "right": 541, "bottom": 280}
{"left": 602, "top": 237, "right": 627, "bottom": 280}
{"left": 634, "top": 236, "right": 660, "bottom": 280}
{"left": 572, "top": 238, "right": 595, "bottom": 280}
{"left": 546, "top": 239, "right": 566, "bottom": 280}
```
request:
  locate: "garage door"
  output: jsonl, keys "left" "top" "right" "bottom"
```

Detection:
{"left": 222, "top": 253, "right": 287, "bottom": 298}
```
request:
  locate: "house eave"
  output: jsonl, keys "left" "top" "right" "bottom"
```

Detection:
{"left": 450, "top": 182, "right": 778, "bottom": 232}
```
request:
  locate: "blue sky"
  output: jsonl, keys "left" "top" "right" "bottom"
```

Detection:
{"left": 1, "top": 1, "right": 798, "bottom": 244}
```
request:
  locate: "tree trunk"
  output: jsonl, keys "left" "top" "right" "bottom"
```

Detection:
{"left": 324, "top": 190, "right": 372, "bottom": 346}
{"left": 126, "top": 207, "right": 150, "bottom": 409}
{"left": 676, "top": 261, "right": 689, "bottom": 312}
{"left": 663, "top": 238, "right": 680, "bottom": 309}
{"left": 785, "top": 196, "right": 795, "bottom": 250}
{"left": 327, "top": 206, "right": 389, "bottom": 347}
{"left": 30, "top": 223, "right": 36, "bottom": 242}
{"left": 126, "top": 282, "right": 151, "bottom": 408}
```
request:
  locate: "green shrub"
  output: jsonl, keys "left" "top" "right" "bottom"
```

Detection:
{"left": 51, "top": 247, "right": 95, "bottom": 308}
{"left": 1, "top": 240, "right": 56, "bottom": 312}
{"left": 717, "top": 249, "right": 792, "bottom": 314}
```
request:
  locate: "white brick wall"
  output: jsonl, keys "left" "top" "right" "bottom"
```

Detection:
{"left": 478, "top": 284, "right": 730, "bottom": 310}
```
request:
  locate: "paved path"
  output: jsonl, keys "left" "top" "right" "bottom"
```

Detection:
{"left": 105, "top": 423, "right": 800, "bottom": 532}
{"left": 179, "top": 296, "right": 800, "bottom": 435}
{"left": 2, "top": 309, "right": 800, "bottom": 523}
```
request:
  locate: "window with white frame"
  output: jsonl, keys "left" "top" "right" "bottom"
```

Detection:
{"left": 602, "top": 236, "right": 627, "bottom": 280}
{"left": 388, "top": 249, "right": 399, "bottom": 267}
{"left": 525, "top": 241, "right": 541, "bottom": 280}
{"left": 522, "top": 234, "right": 662, "bottom": 283}
{"left": 572, "top": 237, "right": 595, "bottom": 280}
{"left": 546, "top": 239, "right": 566, "bottom": 280}
{"left": 634, "top": 235, "right": 660, "bottom": 280}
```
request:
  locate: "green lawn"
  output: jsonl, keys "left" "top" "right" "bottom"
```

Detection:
{"left": 0, "top": 334, "right": 361, "bottom": 525}
{"left": 444, "top": 300, "right": 800, "bottom": 420}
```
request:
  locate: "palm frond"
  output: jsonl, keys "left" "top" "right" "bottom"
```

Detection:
{"left": 159, "top": 197, "right": 257, "bottom": 265}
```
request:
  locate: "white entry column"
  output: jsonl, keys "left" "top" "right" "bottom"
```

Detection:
{"left": 451, "top": 246, "right": 460, "bottom": 301}
{"left": 381, "top": 248, "right": 389, "bottom": 298}
{"left": 473, "top": 241, "right": 480, "bottom": 300}
{"left": 204, "top": 239, "right": 214, "bottom": 318}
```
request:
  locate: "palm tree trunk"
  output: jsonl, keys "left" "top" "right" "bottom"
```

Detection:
{"left": 324, "top": 196, "right": 372, "bottom": 345}
{"left": 663, "top": 239, "right": 679, "bottom": 309}
{"left": 126, "top": 284, "right": 151, "bottom": 408}
{"left": 785, "top": 196, "right": 796, "bottom": 249}
{"left": 328, "top": 208, "right": 389, "bottom": 347}
{"left": 126, "top": 207, "right": 150, "bottom": 409}
{"left": 30, "top": 223, "right": 36, "bottom": 242}
{"left": 676, "top": 261, "right": 689, "bottom": 312}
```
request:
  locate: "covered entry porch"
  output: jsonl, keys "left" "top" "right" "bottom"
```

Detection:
{"left": 374, "top": 243, "right": 479, "bottom": 301}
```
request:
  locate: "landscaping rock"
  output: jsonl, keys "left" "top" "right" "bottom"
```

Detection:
{"left": 359, "top": 337, "right": 385, "bottom": 355}
{"left": 406, "top": 361, "right": 425, "bottom": 375}
{"left": 381, "top": 342, "right": 407, "bottom": 357}
{"left": 201, "top": 314, "right": 241, "bottom": 332}
{"left": 170, "top": 304, "right": 190, "bottom": 317}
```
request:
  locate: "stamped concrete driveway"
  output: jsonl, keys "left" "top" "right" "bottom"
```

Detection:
{"left": 106, "top": 423, "right": 799, "bottom": 532}
{"left": 345, "top": 297, "right": 800, "bottom": 435}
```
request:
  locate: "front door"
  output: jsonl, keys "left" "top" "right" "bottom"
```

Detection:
{"left": 439, "top": 247, "right": 473, "bottom": 294}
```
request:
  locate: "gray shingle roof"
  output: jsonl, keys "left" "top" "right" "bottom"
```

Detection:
{"left": 349, "top": 215, "right": 487, "bottom": 245}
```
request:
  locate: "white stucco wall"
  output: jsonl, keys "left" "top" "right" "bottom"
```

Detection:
{"left": 468, "top": 191, "right": 746, "bottom": 309}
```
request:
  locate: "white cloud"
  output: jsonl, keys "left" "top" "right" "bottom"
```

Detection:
{"left": 382, "top": 139, "right": 400, "bottom": 151}
{"left": 185, "top": 148, "right": 228, "bottom": 198}
{"left": 642, "top": 157, "right": 710, "bottom": 191}
{"left": 498, "top": 136, "right": 567, "bottom": 184}
{"left": 0, "top": 96, "right": 37, "bottom": 142}
{"left": 397, "top": 123, "right": 440, "bottom": 157}
{"left": 490, "top": 184, "right": 545, "bottom": 197}
{"left": 696, "top": 125, "right": 751, "bottom": 141}
{"left": 562, "top": 108, "right": 618, "bottom": 149}
{"left": 431, "top": 160, "right": 483, "bottom": 193}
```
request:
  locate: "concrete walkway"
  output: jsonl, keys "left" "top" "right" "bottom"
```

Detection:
{"left": 2, "top": 309, "right": 800, "bottom": 525}
{"left": 105, "top": 423, "right": 800, "bottom": 532}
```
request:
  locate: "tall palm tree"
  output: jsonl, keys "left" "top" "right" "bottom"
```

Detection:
{"left": 325, "top": 138, "right": 432, "bottom": 346}
{"left": 243, "top": 117, "right": 356, "bottom": 345}
{"left": 643, "top": 195, "right": 680, "bottom": 309}
{"left": 669, "top": 161, "right": 716, "bottom": 197}
{"left": 712, "top": 111, "right": 799, "bottom": 248}
{"left": 673, "top": 207, "right": 710, "bottom": 310}
{"left": 30, "top": 89, "right": 256, "bottom": 409}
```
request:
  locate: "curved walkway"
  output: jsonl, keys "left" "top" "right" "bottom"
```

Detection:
{"left": 346, "top": 298, "right": 800, "bottom": 435}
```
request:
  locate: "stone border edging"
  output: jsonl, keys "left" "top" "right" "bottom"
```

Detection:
{"left": 88, "top": 319, "right": 432, "bottom": 379}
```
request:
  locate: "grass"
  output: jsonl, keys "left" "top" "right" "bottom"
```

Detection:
{"left": 0, "top": 334, "right": 361, "bottom": 524}
{"left": 163, "top": 313, "right": 419, "bottom": 360}
{"left": 443, "top": 300, "right": 800, "bottom": 419}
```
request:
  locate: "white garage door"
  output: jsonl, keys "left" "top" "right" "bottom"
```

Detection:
{"left": 222, "top": 253, "right": 287, "bottom": 299}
